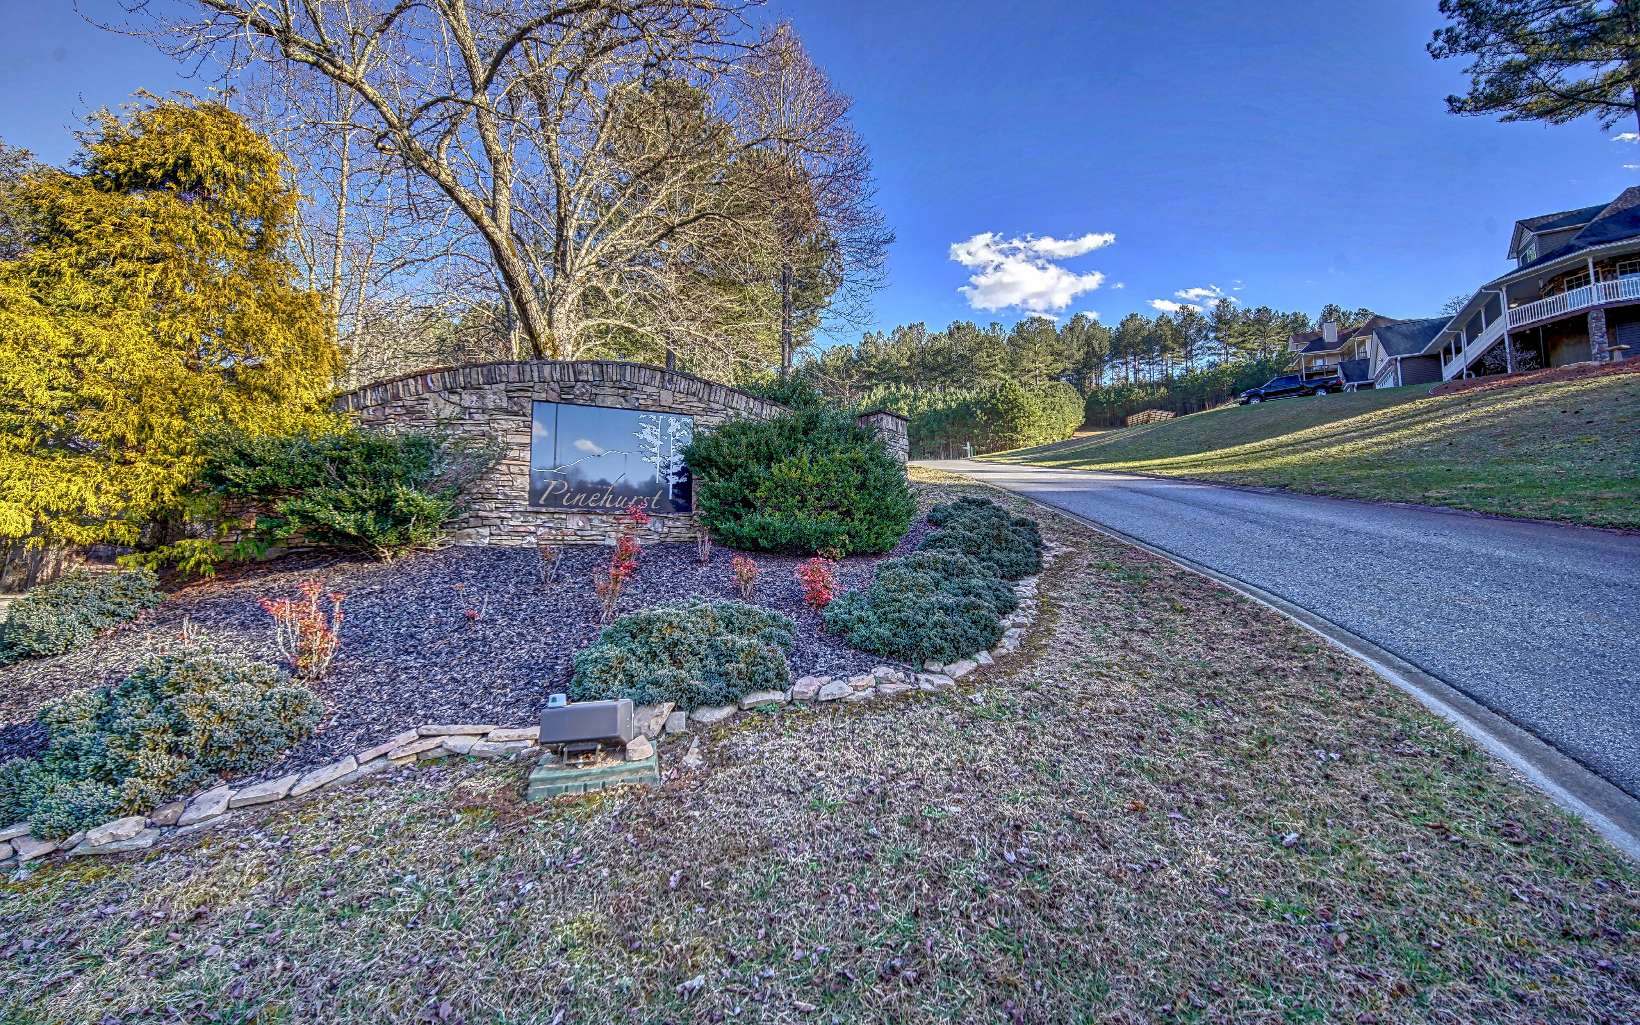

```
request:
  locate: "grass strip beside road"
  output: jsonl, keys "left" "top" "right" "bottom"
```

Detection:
{"left": 990, "top": 374, "right": 1640, "bottom": 529}
{"left": 2, "top": 468, "right": 1635, "bottom": 1023}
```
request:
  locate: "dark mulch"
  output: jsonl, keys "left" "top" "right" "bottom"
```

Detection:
{"left": 0, "top": 525, "right": 928, "bottom": 784}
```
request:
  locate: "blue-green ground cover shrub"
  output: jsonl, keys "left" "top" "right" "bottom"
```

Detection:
{"left": 682, "top": 405, "right": 915, "bottom": 556}
{"left": 0, "top": 568, "right": 163, "bottom": 664}
{"left": 825, "top": 497, "right": 1043, "bottom": 664}
{"left": 569, "top": 599, "right": 795, "bottom": 710}
{"left": 920, "top": 497, "right": 1043, "bottom": 581}
{"left": 0, "top": 651, "right": 323, "bottom": 838}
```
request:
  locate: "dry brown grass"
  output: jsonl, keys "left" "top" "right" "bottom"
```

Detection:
{"left": 2, "top": 472, "right": 1635, "bottom": 1024}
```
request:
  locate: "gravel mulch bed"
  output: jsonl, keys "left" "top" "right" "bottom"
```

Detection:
{"left": 0, "top": 520, "right": 930, "bottom": 783}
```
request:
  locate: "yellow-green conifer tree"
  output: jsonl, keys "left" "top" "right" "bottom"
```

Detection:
{"left": 0, "top": 99, "right": 338, "bottom": 546}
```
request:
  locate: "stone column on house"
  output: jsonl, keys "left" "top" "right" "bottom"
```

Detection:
{"left": 1589, "top": 306, "right": 1612, "bottom": 362}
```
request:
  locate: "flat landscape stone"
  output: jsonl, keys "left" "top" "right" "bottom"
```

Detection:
{"left": 174, "top": 813, "right": 233, "bottom": 838}
{"left": 357, "top": 728, "right": 421, "bottom": 763}
{"left": 626, "top": 736, "right": 654, "bottom": 760}
{"left": 229, "top": 774, "right": 298, "bottom": 808}
{"left": 633, "top": 703, "right": 674, "bottom": 739}
{"left": 148, "top": 801, "right": 186, "bottom": 827}
{"left": 337, "top": 755, "right": 395, "bottom": 786}
{"left": 790, "top": 675, "right": 829, "bottom": 701}
{"left": 690, "top": 704, "right": 736, "bottom": 725}
{"left": 946, "top": 659, "right": 978, "bottom": 679}
{"left": 817, "top": 679, "right": 852, "bottom": 702}
{"left": 85, "top": 815, "right": 148, "bottom": 847}
{"left": 0, "top": 822, "right": 29, "bottom": 842}
{"left": 418, "top": 724, "right": 497, "bottom": 737}
{"left": 847, "top": 673, "right": 876, "bottom": 692}
{"left": 975, "top": 651, "right": 994, "bottom": 665}
{"left": 69, "top": 828, "right": 159, "bottom": 858}
{"left": 387, "top": 736, "right": 445, "bottom": 761}
{"left": 0, "top": 842, "right": 12, "bottom": 862}
{"left": 680, "top": 736, "right": 703, "bottom": 768}
{"left": 739, "top": 689, "right": 788, "bottom": 709}
{"left": 877, "top": 681, "right": 915, "bottom": 698}
{"left": 841, "top": 687, "right": 876, "bottom": 703}
{"left": 178, "top": 785, "right": 233, "bottom": 826}
{"left": 485, "top": 726, "right": 541, "bottom": 743}
{"left": 663, "top": 711, "right": 689, "bottom": 734}
{"left": 290, "top": 756, "right": 358, "bottom": 797}
{"left": 467, "top": 739, "right": 533, "bottom": 760}
{"left": 13, "top": 835, "right": 58, "bottom": 862}
{"left": 442, "top": 735, "right": 479, "bottom": 755}
{"left": 918, "top": 673, "right": 955, "bottom": 691}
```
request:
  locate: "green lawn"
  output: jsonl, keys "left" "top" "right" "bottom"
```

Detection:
{"left": 988, "top": 375, "right": 1640, "bottom": 529}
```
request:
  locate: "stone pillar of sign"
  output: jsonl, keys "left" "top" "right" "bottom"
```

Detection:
{"left": 1588, "top": 306, "right": 1612, "bottom": 362}
{"left": 856, "top": 411, "right": 910, "bottom": 469}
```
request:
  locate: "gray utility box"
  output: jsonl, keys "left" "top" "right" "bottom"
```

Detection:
{"left": 539, "top": 697, "right": 634, "bottom": 749}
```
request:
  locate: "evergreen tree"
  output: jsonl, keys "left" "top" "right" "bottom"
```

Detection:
{"left": 0, "top": 100, "right": 338, "bottom": 546}
{"left": 1431, "top": 0, "right": 1640, "bottom": 135}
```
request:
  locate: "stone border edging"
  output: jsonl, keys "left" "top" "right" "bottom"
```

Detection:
{"left": 1, "top": 546, "right": 1060, "bottom": 871}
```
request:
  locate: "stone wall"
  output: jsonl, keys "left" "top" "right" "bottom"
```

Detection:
{"left": 335, "top": 361, "right": 790, "bottom": 545}
{"left": 857, "top": 409, "right": 910, "bottom": 465}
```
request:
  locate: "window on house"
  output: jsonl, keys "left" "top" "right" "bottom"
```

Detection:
{"left": 1564, "top": 271, "right": 1591, "bottom": 291}
{"left": 1616, "top": 259, "right": 1640, "bottom": 279}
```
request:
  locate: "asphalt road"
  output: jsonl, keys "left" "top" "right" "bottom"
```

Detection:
{"left": 925, "top": 460, "right": 1640, "bottom": 800}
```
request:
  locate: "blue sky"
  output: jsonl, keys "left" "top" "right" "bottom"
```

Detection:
{"left": 5, "top": 0, "right": 1640, "bottom": 338}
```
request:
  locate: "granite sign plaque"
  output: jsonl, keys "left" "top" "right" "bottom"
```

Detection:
{"left": 529, "top": 400, "right": 694, "bottom": 514}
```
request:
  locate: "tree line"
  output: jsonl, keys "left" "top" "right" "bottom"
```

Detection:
{"left": 796, "top": 302, "right": 1372, "bottom": 451}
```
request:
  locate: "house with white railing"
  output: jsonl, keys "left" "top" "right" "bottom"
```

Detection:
{"left": 1431, "top": 188, "right": 1640, "bottom": 380}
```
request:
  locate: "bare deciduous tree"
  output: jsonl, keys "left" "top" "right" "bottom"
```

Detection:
{"left": 116, "top": 0, "right": 796, "bottom": 368}
{"left": 737, "top": 22, "right": 892, "bottom": 374}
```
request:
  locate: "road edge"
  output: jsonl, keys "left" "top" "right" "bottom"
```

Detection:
{"left": 945, "top": 470, "right": 1640, "bottom": 862}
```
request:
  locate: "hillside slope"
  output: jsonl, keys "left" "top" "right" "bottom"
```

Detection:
{"left": 987, "top": 374, "right": 1640, "bottom": 529}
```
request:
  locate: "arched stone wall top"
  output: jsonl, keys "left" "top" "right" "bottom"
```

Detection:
{"left": 333, "top": 360, "right": 788, "bottom": 421}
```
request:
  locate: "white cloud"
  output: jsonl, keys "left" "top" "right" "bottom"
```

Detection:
{"left": 1149, "top": 299, "right": 1201, "bottom": 314}
{"left": 572, "top": 438, "right": 606, "bottom": 456}
{"left": 949, "top": 231, "right": 1113, "bottom": 314}
{"left": 1081, "top": 310, "right": 1100, "bottom": 319}
{"left": 1626, "top": 163, "right": 1640, "bottom": 170}
{"left": 1174, "top": 283, "right": 1236, "bottom": 304}
{"left": 1111, "top": 281, "right": 1126, "bottom": 289}
{"left": 1615, "top": 132, "right": 1640, "bottom": 143}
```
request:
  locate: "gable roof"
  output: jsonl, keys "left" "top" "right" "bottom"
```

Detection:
{"left": 1511, "top": 187, "right": 1640, "bottom": 272}
{"left": 1338, "top": 358, "right": 1371, "bottom": 384}
{"left": 1296, "top": 315, "right": 1400, "bottom": 354}
{"left": 1373, "top": 316, "right": 1447, "bottom": 357}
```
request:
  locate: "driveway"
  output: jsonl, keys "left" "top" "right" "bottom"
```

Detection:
{"left": 924, "top": 460, "right": 1640, "bottom": 801}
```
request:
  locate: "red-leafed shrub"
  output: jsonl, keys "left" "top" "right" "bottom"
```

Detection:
{"left": 259, "top": 579, "right": 346, "bottom": 680}
{"left": 593, "top": 503, "right": 651, "bottom": 622}
{"left": 795, "top": 557, "right": 838, "bottom": 610}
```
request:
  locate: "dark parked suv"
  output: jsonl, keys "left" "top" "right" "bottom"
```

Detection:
{"left": 1238, "top": 374, "right": 1340, "bottom": 404}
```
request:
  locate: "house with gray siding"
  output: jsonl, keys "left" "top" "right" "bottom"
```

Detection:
{"left": 1431, "top": 188, "right": 1640, "bottom": 380}
{"left": 1365, "top": 317, "right": 1446, "bottom": 389}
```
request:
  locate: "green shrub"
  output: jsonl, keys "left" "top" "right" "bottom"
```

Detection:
{"left": 0, "top": 651, "right": 324, "bottom": 838}
{"left": 823, "top": 585, "right": 1003, "bottom": 665}
{"left": 141, "top": 426, "right": 502, "bottom": 574}
{"left": 683, "top": 405, "right": 915, "bottom": 556}
{"left": 870, "top": 551, "right": 1018, "bottom": 616}
{"left": 920, "top": 497, "right": 1043, "bottom": 580}
{"left": 569, "top": 599, "right": 795, "bottom": 710}
{"left": 0, "top": 568, "right": 163, "bottom": 663}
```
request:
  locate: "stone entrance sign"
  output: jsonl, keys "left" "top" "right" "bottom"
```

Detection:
{"left": 529, "top": 401, "right": 694, "bottom": 514}
{"left": 335, "top": 360, "right": 909, "bottom": 545}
